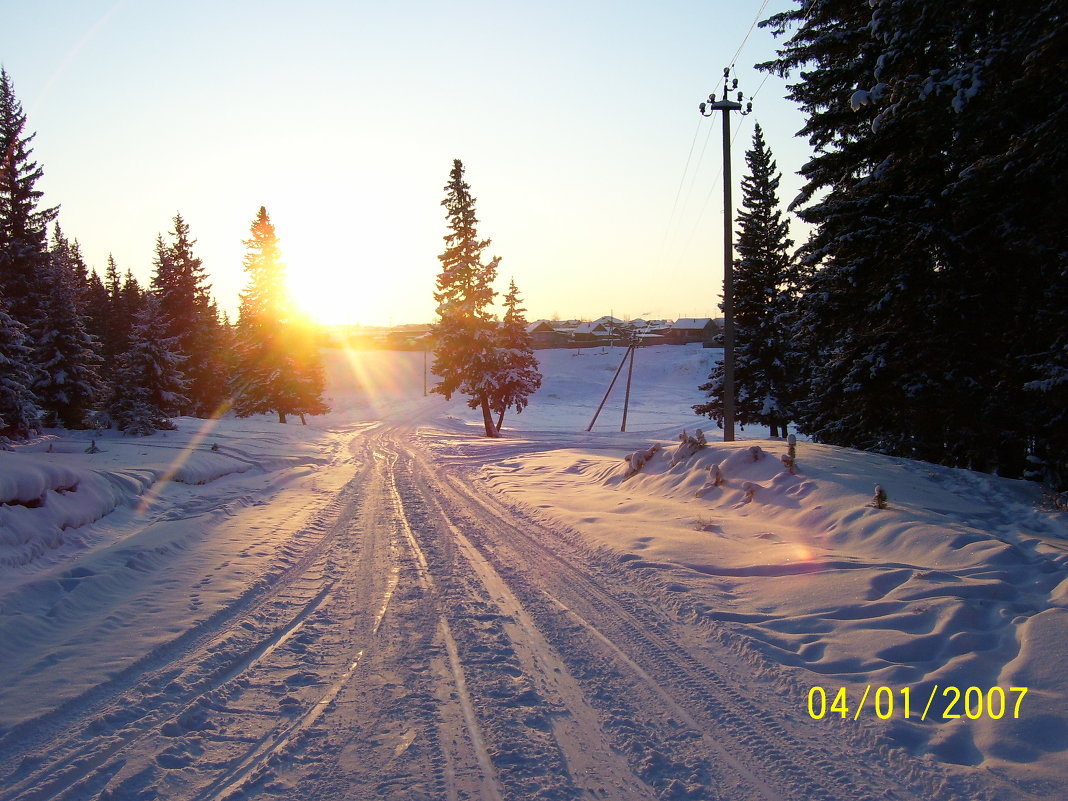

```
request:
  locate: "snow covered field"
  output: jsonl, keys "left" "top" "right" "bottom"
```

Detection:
{"left": 1, "top": 344, "right": 1066, "bottom": 800}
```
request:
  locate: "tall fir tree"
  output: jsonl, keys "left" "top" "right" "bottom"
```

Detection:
{"left": 83, "top": 267, "right": 110, "bottom": 346}
{"left": 33, "top": 225, "right": 102, "bottom": 428}
{"left": 0, "top": 67, "right": 57, "bottom": 357}
{"left": 431, "top": 159, "right": 502, "bottom": 437}
{"left": 109, "top": 294, "right": 189, "bottom": 435}
{"left": 83, "top": 255, "right": 124, "bottom": 376}
{"left": 151, "top": 214, "right": 228, "bottom": 417}
{"left": 694, "top": 124, "right": 799, "bottom": 437}
{"left": 0, "top": 290, "right": 41, "bottom": 436}
{"left": 760, "top": 0, "right": 1068, "bottom": 486}
{"left": 119, "top": 268, "right": 145, "bottom": 333}
{"left": 232, "top": 206, "right": 327, "bottom": 423}
{"left": 491, "top": 279, "right": 542, "bottom": 432}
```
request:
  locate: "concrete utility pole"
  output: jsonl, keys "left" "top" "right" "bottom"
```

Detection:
{"left": 700, "top": 68, "right": 751, "bottom": 442}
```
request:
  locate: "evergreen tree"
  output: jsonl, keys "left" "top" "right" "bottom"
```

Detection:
{"left": 109, "top": 294, "right": 189, "bottom": 435}
{"left": 83, "top": 267, "right": 110, "bottom": 344}
{"left": 151, "top": 214, "right": 228, "bottom": 417}
{"left": 760, "top": 0, "right": 1068, "bottom": 486}
{"left": 232, "top": 206, "right": 327, "bottom": 423}
{"left": 33, "top": 225, "right": 102, "bottom": 428}
{"left": 119, "top": 268, "right": 145, "bottom": 331}
{"left": 0, "top": 68, "right": 57, "bottom": 335}
{"left": 491, "top": 279, "right": 542, "bottom": 432}
{"left": 83, "top": 255, "right": 124, "bottom": 375}
{"left": 430, "top": 159, "right": 502, "bottom": 437}
{"left": 286, "top": 314, "right": 329, "bottom": 424}
{"left": 0, "top": 291, "right": 41, "bottom": 436}
{"left": 694, "top": 124, "right": 799, "bottom": 437}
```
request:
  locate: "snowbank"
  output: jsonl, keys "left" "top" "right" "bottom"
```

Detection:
{"left": 482, "top": 431, "right": 1068, "bottom": 782}
{"left": 0, "top": 452, "right": 131, "bottom": 567}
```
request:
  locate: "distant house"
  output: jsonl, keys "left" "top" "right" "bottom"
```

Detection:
{"left": 592, "top": 315, "right": 623, "bottom": 328}
{"left": 526, "top": 320, "right": 569, "bottom": 349}
{"left": 665, "top": 318, "right": 718, "bottom": 345}
{"left": 571, "top": 320, "right": 612, "bottom": 342}
{"left": 386, "top": 324, "right": 433, "bottom": 350}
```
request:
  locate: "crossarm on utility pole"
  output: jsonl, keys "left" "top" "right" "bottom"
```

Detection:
{"left": 699, "top": 68, "right": 751, "bottom": 442}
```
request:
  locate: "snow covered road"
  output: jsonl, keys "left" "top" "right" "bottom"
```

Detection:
{"left": 3, "top": 346, "right": 1063, "bottom": 801}
{"left": 0, "top": 419, "right": 1005, "bottom": 801}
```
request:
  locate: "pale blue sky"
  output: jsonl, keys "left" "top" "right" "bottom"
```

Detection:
{"left": 3, "top": 0, "right": 809, "bottom": 326}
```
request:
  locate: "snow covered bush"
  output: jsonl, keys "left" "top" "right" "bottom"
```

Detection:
{"left": 670, "top": 429, "right": 707, "bottom": 466}
{"left": 697, "top": 462, "right": 726, "bottom": 496}
{"left": 709, "top": 462, "right": 724, "bottom": 487}
{"left": 623, "top": 443, "right": 661, "bottom": 478}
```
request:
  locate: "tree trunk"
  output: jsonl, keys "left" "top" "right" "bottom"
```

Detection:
{"left": 278, "top": 410, "right": 287, "bottom": 424}
{"left": 480, "top": 395, "right": 500, "bottom": 437}
{"left": 496, "top": 409, "right": 505, "bottom": 433}
{"left": 299, "top": 413, "right": 307, "bottom": 425}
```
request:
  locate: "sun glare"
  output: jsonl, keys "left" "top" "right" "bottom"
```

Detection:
{"left": 284, "top": 245, "right": 397, "bottom": 327}
{"left": 270, "top": 195, "right": 434, "bottom": 327}
{"left": 280, "top": 230, "right": 419, "bottom": 327}
{"left": 288, "top": 272, "right": 364, "bottom": 327}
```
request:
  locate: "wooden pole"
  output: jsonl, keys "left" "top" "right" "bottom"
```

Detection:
{"left": 621, "top": 343, "right": 636, "bottom": 432}
{"left": 587, "top": 344, "right": 632, "bottom": 432}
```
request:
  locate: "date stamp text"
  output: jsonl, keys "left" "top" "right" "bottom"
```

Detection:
{"left": 807, "top": 685, "right": 1028, "bottom": 721}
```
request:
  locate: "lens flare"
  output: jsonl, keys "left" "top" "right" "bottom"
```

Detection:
{"left": 134, "top": 403, "right": 231, "bottom": 514}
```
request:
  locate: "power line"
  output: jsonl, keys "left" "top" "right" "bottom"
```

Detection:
{"left": 659, "top": 119, "right": 704, "bottom": 258}
{"left": 657, "top": 1, "right": 773, "bottom": 270}
{"left": 727, "top": 0, "right": 772, "bottom": 70}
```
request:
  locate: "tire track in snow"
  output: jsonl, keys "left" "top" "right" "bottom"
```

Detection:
{"left": 387, "top": 439, "right": 703, "bottom": 801}
{"left": 0, "top": 451, "right": 382, "bottom": 801}
{"left": 377, "top": 444, "right": 505, "bottom": 801}
{"left": 403, "top": 457, "right": 665, "bottom": 800}
{"left": 194, "top": 541, "right": 401, "bottom": 800}
{"left": 407, "top": 440, "right": 993, "bottom": 801}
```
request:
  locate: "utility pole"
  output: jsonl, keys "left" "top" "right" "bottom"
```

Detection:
{"left": 700, "top": 68, "right": 751, "bottom": 442}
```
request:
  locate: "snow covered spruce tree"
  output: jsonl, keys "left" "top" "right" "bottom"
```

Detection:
{"left": 32, "top": 225, "right": 102, "bottom": 428}
{"left": 151, "top": 215, "right": 229, "bottom": 417}
{"left": 430, "top": 159, "right": 504, "bottom": 437}
{"left": 694, "top": 123, "right": 799, "bottom": 437}
{"left": 231, "top": 206, "right": 327, "bottom": 424}
{"left": 110, "top": 294, "right": 189, "bottom": 435}
{"left": 0, "top": 291, "right": 41, "bottom": 436}
{"left": 0, "top": 68, "right": 56, "bottom": 333}
{"left": 82, "top": 254, "right": 128, "bottom": 381}
{"left": 492, "top": 279, "right": 542, "bottom": 432}
{"left": 760, "top": 0, "right": 1068, "bottom": 485}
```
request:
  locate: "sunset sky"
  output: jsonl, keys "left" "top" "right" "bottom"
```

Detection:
{"left": 3, "top": 0, "right": 809, "bottom": 327}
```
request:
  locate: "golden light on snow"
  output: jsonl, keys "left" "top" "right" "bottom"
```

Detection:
{"left": 134, "top": 413, "right": 227, "bottom": 514}
{"left": 331, "top": 343, "right": 430, "bottom": 420}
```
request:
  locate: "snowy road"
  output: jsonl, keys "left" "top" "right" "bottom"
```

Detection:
{"left": 0, "top": 422, "right": 1004, "bottom": 801}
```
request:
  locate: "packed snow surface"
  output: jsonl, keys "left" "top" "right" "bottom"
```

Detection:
{"left": 1, "top": 344, "right": 1066, "bottom": 800}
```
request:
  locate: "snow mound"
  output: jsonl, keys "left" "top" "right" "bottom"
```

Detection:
{"left": 0, "top": 453, "right": 129, "bottom": 567}
{"left": 166, "top": 449, "right": 253, "bottom": 485}
{"left": 484, "top": 435, "right": 1068, "bottom": 778}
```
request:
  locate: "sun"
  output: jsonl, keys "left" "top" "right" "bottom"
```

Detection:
{"left": 264, "top": 196, "right": 433, "bottom": 328}
{"left": 283, "top": 240, "right": 392, "bottom": 327}
{"left": 288, "top": 271, "right": 366, "bottom": 327}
